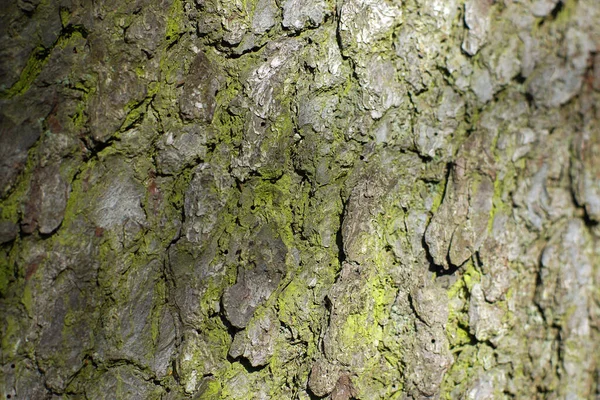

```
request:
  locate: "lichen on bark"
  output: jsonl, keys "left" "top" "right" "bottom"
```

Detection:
{"left": 1, "top": 0, "right": 600, "bottom": 398}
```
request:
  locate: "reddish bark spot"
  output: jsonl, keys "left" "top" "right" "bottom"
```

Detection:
{"left": 331, "top": 375, "right": 357, "bottom": 400}
{"left": 21, "top": 173, "right": 43, "bottom": 234}
{"left": 25, "top": 256, "right": 45, "bottom": 280}
{"left": 147, "top": 173, "right": 162, "bottom": 215}
{"left": 95, "top": 227, "right": 104, "bottom": 237}
{"left": 82, "top": 174, "right": 91, "bottom": 191}
{"left": 47, "top": 114, "right": 62, "bottom": 133}
{"left": 148, "top": 180, "right": 159, "bottom": 196}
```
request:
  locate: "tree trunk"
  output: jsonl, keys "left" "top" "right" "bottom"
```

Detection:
{"left": 1, "top": 0, "right": 600, "bottom": 398}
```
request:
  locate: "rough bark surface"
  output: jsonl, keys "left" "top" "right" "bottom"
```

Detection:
{"left": 1, "top": 0, "right": 600, "bottom": 398}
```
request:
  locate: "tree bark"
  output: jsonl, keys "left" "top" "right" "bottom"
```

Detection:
{"left": 1, "top": 0, "right": 600, "bottom": 398}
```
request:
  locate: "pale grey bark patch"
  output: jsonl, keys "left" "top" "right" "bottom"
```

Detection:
{"left": 462, "top": 0, "right": 492, "bottom": 56}
{"left": 229, "top": 308, "right": 279, "bottom": 366}
{"left": 308, "top": 359, "right": 343, "bottom": 397}
{"left": 183, "top": 163, "right": 231, "bottom": 243}
{"left": 252, "top": 0, "right": 278, "bottom": 34}
{"left": 222, "top": 225, "right": 287, "bottom": 329}
{"left": 93, "top": 172, "right": 146, "bottom": 230}
{"left": 84, "top": 365, "right": 164, "bottom": 399}
{"left": 156, "top": 126, "right": 210, "bottom": 175}
{"left": 282, "top": 0, "right": 328, "bottom": 30}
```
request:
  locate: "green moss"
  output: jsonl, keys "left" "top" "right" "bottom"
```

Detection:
{"left": 333, "top": 272, "right": 392, "bottom": 369}
{"left": 276, "top": 277, "right": 315, "bottom": 342}
{"left": 64, "top": 361, "right": 91, "bottom": 391}
{"left": 177, "top": 319, "right": 232, "bottom": 393}
{"left": 371, "top": 275, "right": 396, "bottom": 323}
{"left": 70, "top": 78, "right": 96, "bottom": 130}
{"left": 199, "top": 275, "right": 228, "bottom": 318}
{"left": 430, "top": 179, "right": 447, "bottom": 214}
{"left": 197, "top": 378, "right": 223, "bottom": 399}
{"left": 341, "top": 313, "right": 382, "bottom": 345}
{"left": 267, "top": 339, "right": 312, "bottom": 397}
{"left": 0, "top": 252, "right": 12, "bottom": 296}
{"left": 0, "top": 196, "right": 20, "bottom": 222}
{"left": 220, "top": 363, "right": 250, "bottom": 398}
{"left": 257, "top": 112, "right": 294, "bottom": 179}
{"left": 63, "top": 307, "right": 78, "bottom": 328}
{"left": 1, "top": 314, "right": 21, "bottom": 359}
{"left": 441, "top": 256, "right": 491, "bottom": 397}
{"left": 354, "top": 360, "right": 404, "bottom": 400}
{"left": 246, "top": 174, "right": 296, "bottom": 247}
{"left": 446, "top": 260, "right": 478, "bottom": 349}
{"left": 0, "top": 46, "right": 49, "bottom": 98}
{"left": 0, "top": 136, "right": 42, "bottom": 223}
{"left": 150, "top": 280, "right": 166, "bottom": 345}
{"left": 462, "top": 260, "right": 481, "bottom": 290}
{"left": 213, "top": 107, "right": 244, "bottom": 147}
{"left": 440, "top": 346, "right": 478, "bottom": 399}
{"left": 119, "top": 95, "right": 154, "bottom": 132}
{"left": 169, "top": 166, "right": 194, "bottom": 210}
{"left": 21, "top": 283, "right": 34, "bottom": 317}
{"left": 555, "top": 0, "right": 576, "bottom": 23}
{"left": 56, "top": 173, "right": 90, "bottom": 234}
{"left": 213, "top": 77, "right": 242, "bottom": 113}
{"left": 165, "top": 0, "right": 185, "bottom": 43}
{"left": 60, "top": 7, "right": 71, "bottom": 27}
{"left": 1, "top": 28, "right": 88, "bottom": 99}
{"left": 487, "top": 166, "right": 516, "bottom": 233}
{"left": 488, "top": 173, "right": 503, "bottom": 232}
{"left": 532, "top": 0, "right": 576, "bottom": 33}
